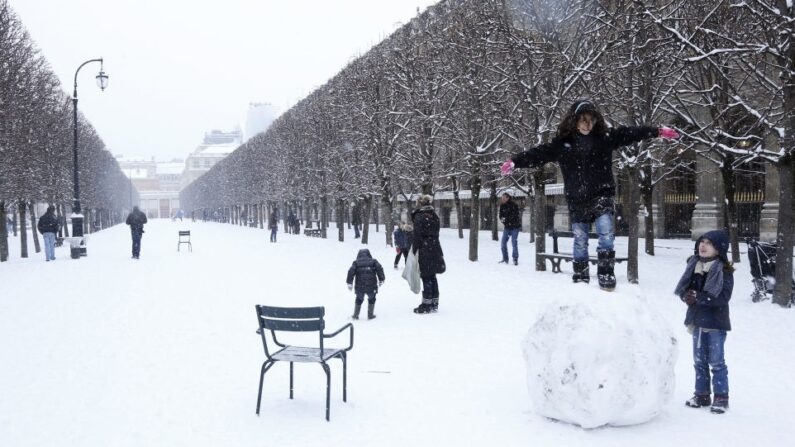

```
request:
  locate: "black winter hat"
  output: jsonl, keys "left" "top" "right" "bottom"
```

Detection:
{"left": 569, "top": 99, "right": 598, "bottom": 117}
{"left": 695, "top": 230, "right": 730, "bottom": 263}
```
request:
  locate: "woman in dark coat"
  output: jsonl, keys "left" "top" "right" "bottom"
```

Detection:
{"left": 411, "top": 195, "right": 445, "bottom": 314}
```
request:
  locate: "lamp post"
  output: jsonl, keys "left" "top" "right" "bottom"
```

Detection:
{"left": 70, "top": 58, "right": 108, "bottom": 257}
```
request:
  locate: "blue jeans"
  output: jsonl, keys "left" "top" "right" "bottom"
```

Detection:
{"left": 43, "top": 232, "right": 56, "bottom": 260}
{"left": 131, "top": 231, "right": 142, "bottom": 257}
{"left": 270, "top": 228, "right": 277, "bottom": 242}
{"left": 571, "top": 212, "right": 615, "bottom": 262}
{"left": 693, "top": 328, "right": 729, "bottom": 395}
{"left": 501, "top": 228, "right": 519, "bottom": 262}
{"left": 354, "top": 224, "right": 361, "bottom": 238}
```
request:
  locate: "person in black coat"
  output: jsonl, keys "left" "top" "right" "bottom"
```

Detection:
{"left": 675, "top": 230, "right": 734, "bottom": 414}
{"left": 351, "top": 202, "right": 362, "bottom": 239}
{"left": 500, "top": 99, "right": 680, "bottom": 289}
{"left": 346, "top": 249, "right": 385, "bottom": 320}
{"left": 37, "top": 205, "right": 59, "bottom": 261}
{"left": 498, "top": 193, "right": 522, "bottom": 265}
{"left": 411, "top": 195, "right": 445, "bottom": 314}
{"left": 125, "top": 206, "right": 148, "bottom": 259}
{"left": 268, "top": 209, "right": 278, "bottom": 242}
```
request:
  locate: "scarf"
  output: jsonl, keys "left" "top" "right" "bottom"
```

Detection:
{"left": 674, "top": 256, "right": 725, "bottom": 299}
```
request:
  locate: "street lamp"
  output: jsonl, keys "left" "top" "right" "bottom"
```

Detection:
{"left": 70, "top": 58, "right": 108, "bottom": 257}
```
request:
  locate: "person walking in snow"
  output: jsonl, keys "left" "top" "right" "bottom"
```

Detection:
{"left": 351, "top": 202, "right": 362, "bottom": 239}
{"left": 346, "top": 249, "right": 385, "bottom": 320}
{"left": 411, "top": 195, "right": 445, "bottom": 314}
{"left": 125, "top": 206, "right": 148, "bottom": 259}
{"left": 37, "top": 205, "right": 59, "bottom": 262}
{"left": 675, "top": 230, "right": 733, "bottom": 414}
{"left": 500, "top": 99, "right": 680, "bottom": 290}
{"left": 498, "top": 193, "right": 522, "bottom": 265}
{"left": 268, "top": 209, "right": 278, "bottom": 243}
{"left": 393, "top": 221, "right": 412, "bottom": 269}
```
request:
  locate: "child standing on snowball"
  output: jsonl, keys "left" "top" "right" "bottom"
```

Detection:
{"left": 674, "top": 230, "right": 734, "bottom": 414}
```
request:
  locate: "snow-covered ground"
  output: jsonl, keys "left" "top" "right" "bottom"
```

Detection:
{"left": 1, "top": 220, "right": 793, "bottom": 446}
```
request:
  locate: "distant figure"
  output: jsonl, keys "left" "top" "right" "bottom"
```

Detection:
{"left": 393, "top": 222, "right": 412, "bottom": 269}
{"left": 351, "top": 202, "right": 361, "bottom": 239}
{"left": 126, "top": 206, "right": 148, "bottom": 259}
{"left": 269, "top": 210, "right": 278, "bottom": 243}
{"left": 498, "top": 193, "right": 521, "bottom": 265}
{"left": 346, "top": 249, "right": 385, "bottom": 320}
{"left": 37, "top": 205, "right": 59, "bottom": 262}
{"left": 5, "top": 216, "right": 12, "bottom": 236}
{"left": 177, "top": 210, "right": 184, "bottom": 222}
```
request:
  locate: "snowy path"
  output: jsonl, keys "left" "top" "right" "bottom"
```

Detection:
{"left": 1, "top": 220, "right": 793, "bottom": 446}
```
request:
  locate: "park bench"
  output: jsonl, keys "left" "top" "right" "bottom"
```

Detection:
{"left": 254, "top": 305, "right": 353, "bottom": 421}
{"left": 536, "top": 229, "right": 628, "bottom": 273}
{"left": 177, "top": 230, "right": 192, "bottom": 252}
{"left": 303, "top": 228, "right": 322, "bottom": 237}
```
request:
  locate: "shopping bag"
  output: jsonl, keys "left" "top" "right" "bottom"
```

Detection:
{"left": 402, "top": 249, "right": 422, "bottom": 294}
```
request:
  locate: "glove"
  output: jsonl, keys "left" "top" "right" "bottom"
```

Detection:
{"left": 347, "top": 284, "right": 353, "bottom": 291}
{"left": 659, "top": 127, "right": 680, "bottom": 139}
{"left": 378, "top": 281, "right": 384, "bottom": 287}
{"left": 500, "top": 159, "right": 515, "bottom": 176}
{"left": 684, "top": 289, "right": 698, "bottom": 306}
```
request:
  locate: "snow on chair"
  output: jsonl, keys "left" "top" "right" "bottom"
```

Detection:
{"left": 254, "top": 305, "right": 353, "bottom": 421}
{"left": 177, "top": 230, "right": 192, "bottom": 252}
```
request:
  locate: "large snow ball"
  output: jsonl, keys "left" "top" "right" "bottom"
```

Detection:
{"left": 522, "top": 295, "right": 677, "bottom": 428}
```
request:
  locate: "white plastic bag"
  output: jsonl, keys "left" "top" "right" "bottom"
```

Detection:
{"left": 402, "top": 249, "right": 422, "bottom": 294}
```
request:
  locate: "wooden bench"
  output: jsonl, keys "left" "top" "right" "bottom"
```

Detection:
{"left": 537, "top": 230, "right": 628, "bottom": 273}
{"left": 177, "top": 230, "right": 192, "bottom": 252}
{"left": 254, "top": 305, "right": 353, "bottom": 421}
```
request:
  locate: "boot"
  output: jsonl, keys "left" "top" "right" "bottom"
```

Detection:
{"left": 414, "top": 292, "right": 433, "bottom": 314}
{"left": 685, "top": 394, "right": 711, "bottom": 408}
{"left": 597, "top": 250, "right": 616, "bottom": 290}
{"left": 431, "top": 296, "right": 439, "bottom": 313}
{"left": 367, "top": 302, "right": 376, "bottom": 320}
{"left": 352, "top": 303, "right": 362, "bottom": 320}
{"left": 572, "top": 261, "right": 590, "bottom": 283}
{"left": 710, "top": 394, "right": 729, "bottom": 414}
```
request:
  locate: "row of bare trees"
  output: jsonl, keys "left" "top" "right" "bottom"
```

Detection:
{"left": 0, "top": 0, "right": 136, "bottom": 262}
{"left": 182, "top": 0, "right": 795, "bottom": 306}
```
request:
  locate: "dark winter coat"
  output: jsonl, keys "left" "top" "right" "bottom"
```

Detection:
{"left": 394, "top": 228, "right": 411, "bottom": 250}
{"left": 346, "top": 249, "right": 385, "bottom": 294}
{"left": 351, "top": 204, "right": 362, "bottom": 225}
{"left": 511, "top": 126, "right": 659, "bottom": 223}
{"left": 37, "top": 211, "right": 59, "bottom": 234}
{"left": 268, "top": 214, "right": 278, "bottom": 230}
{"left": 499, "top": 200, "right": 522, "bottom": 230}
{"left": 674, "top": 230, "right": 733, "bottom": 331}
{"left": 411, "top": 206, "right": 445, "bottom": 278}
{"left": 126, "top": 209, "right": 148, "bottom": 234}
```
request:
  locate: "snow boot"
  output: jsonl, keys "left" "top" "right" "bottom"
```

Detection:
{"left": 711, "top": 394, "right": 729, "bottom": 414}
{"left": 352, "top": 303, "right": 362, "bottom": 320}
{"left": 597, "top": 250, "right": 616, "bottom": 291}
{"left": 367, "top": 302, "right": 376, "bottom": 320}
{"left": 513, "top": 259, "right": 518, "bottom": 266}
{"left": 685, "top": 394, "right": 711, "bottom": 408}
{"left": 572, "top": 261, "right": 590, "bottom": 283}
{"left": 414, "top": 292, "right": 433, "bottom": 314}
{"left": 431, "top": 296, "right": 439, "bottom": 313}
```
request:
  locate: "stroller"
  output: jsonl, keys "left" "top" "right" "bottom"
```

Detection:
{"left": 746, "top": 238, "right": 795, "bottom": 303}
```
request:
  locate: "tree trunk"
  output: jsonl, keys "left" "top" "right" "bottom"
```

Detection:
{"left": 19, "top": 200, "right": 28, "bottom": 258}
{"left": 12, "top": 205, "right": 18, "bottom": 237}
{"left": 720, "top": 163, "right": 742, "bottom": 264}
{"left": 29, "top": 202, "right": 41, "bottom": 253}
{"left": 490, "top": 181, "right": 498, "bottom": 241}
{"left": 381, "top": 195, "right": 394, "bottom": 246}
{"left": 62, "top": 204, "right": 70, "bottom": 237}
{"left": 641, "top": 164, "right": 655, "bottom": 256}
{"left": 56, "top": 204, "right": 64, "bottom": 238}
{"left": 625, "top": 169, "right": 640, "bottom": 284}
{"left": 320, "top": 196, "right": 328, "bottom": 239}
{"left": 452, "top": 177, "right": 464, "bottom": 239}
{"left": 773, "top": 155, "right": 794, "bottom": 307}
{"left": 0, "top": 201, "right": 8, "bottom": 262}
{"left": 361, "top": 195, "right": 372, "bottom": 244}
{"left": 532, "top": 173, "right": 546, "bottom": 271}
{"left": 468, "top": 178, "right": 482, "bottom": 262}
{"left": 337, "top": 199, "right": 345, "bottom": 242}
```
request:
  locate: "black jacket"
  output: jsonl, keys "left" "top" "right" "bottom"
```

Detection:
{"left": 499, "top": 200, "right": 521, "bottom": 230}
{"left": 511, "top": 126, "right": 658, "bottom": 220}
{"left": 37, "top": 211, "right": 59, "bottom": 234}
{"left": 346, "top": 249, "right": 385, "bottom": 294}
{"left": 411, "top": 206, "right": 445, "bottom": 277}
{"left": 126, "top": 209, "right": 148, "bottom": 233}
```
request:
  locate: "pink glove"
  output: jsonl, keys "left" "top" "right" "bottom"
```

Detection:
{"left": 659, "top": 127, "right": 679, "bottom": 139}
{"left": 500, "top": 159, "right": 515, "bottom": 176}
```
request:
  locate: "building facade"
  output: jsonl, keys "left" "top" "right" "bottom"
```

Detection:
{"left": 116, "top": 156, "right": 184, "bottom": 219}
{"left": 181, "top": 129, "right": 241, "bottom": 189}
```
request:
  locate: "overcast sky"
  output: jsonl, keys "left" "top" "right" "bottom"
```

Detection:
{"left": 10, "top": 0, "right": 439, "bottom": 161}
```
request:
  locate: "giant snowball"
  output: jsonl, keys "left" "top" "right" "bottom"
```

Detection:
{"left": 522, "top": 295, "right": 677, "bottom": 428}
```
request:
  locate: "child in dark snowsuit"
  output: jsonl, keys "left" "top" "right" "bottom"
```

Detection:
{"left": 501, "top": 99, "right": 679, "bottom": 289}
{"left": 346, "top": 249, "right": 385, "bottom": 320}
{"left": 674, "top": 230, "right": 733, "bottom": 414}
